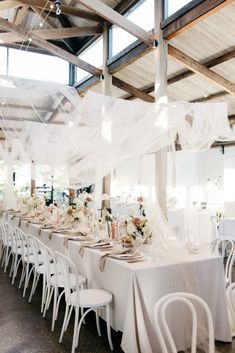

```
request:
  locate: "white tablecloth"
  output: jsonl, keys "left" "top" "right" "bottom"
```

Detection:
{"left": 8, "top": 216, "right": 232, "bottom": 353}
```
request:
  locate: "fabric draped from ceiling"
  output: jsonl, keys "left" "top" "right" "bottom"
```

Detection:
{"left": 0, "top": 76, "right": 234, "bottom": 239}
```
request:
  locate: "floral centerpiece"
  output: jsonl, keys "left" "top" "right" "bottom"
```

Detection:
{"left": 121, "top": 196, "right": 152, "bottom": 247}
{"left": 18, "top": 195, "right": 45, "bottom": 219}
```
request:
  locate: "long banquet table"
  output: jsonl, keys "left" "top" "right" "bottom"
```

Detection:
{"left": 8, "top": 216, "right": 232, "bottom": 353}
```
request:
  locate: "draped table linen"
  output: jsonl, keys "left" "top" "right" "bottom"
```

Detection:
{"left": 8, "top": 216, "right": 232, "bottom": 353}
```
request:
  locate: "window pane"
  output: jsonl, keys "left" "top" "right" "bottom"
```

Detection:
{"left": 76, "top": 37, "right": 103, "bottom": 83}
{"left": 0, "top": 47, "right": 7, "bottom": 75}
{"left": 8, "top": 48, "right": 69, "bottom": 84}
{"left": 166, "top": 0, "right": 192, "bottom": 17}
{"left": 112, "top": 0, "right": 154, "bottom": 57}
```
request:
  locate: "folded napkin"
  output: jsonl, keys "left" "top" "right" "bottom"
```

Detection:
{"left": 99, "top": 248, "right": 137, "bottom": 272}
{"left": 63, "top": 232, "right": 89, "bottom": 249}
{"left": 79, "top": 239, "right": 110, "bottom": 257}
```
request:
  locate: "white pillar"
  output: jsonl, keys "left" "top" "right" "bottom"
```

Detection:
{"left": 101, "top": 22, "right": 112, "bottom": 209}
{"left": 154, "top": 0, "right": 168, "bottom": 216}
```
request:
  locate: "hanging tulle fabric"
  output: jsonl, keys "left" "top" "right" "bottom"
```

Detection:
{"left": 0, "top": 75, "right": 234, "bottom": 228}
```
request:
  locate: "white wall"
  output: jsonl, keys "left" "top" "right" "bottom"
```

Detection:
{"left": 111, "top": 154, "right": 156, "bottom": 201}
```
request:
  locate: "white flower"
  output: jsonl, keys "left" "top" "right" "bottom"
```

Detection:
{"left": 126, "top": 222, "right": 136, "bottom": 235}
{"left": 101, "top": 193, "right": 110, "bottom": 201}
{"left": 142, "top": 224, "right": 152, "bottom": 238}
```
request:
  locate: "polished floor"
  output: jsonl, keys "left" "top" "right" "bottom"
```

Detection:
{"left": 0, "top": 268, "right": 123, "bottom": 353}
{"left": 0, "top": 267, "right": 235, "bottom": 353}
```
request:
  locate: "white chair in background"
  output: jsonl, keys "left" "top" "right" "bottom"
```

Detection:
{"left": 27, "top": 235, "right": 52, "bottom": 313}
{"left": 226, "top": 282, "right": 235, "bottom": 336}
{"left": 55, "top": 251, "right": 113, "bottom": 353}
{"left": 1, "top": 222, "right": 14, "bottom": 273}
{"left": 42, "top": 244, "right": 86, "bottom": 332}
{"left": 10, "top": 227, "right": 30, "bottom": 285}
{"left": 213, "top": 237, "right": 235, "bottom": 287}
{"left": 153, "top": 292, "right": 215, "bottom": 353}
{"left": 0, "top": 221, "right": 10, "bottom": 270}
{"left": 210, "top": 216, "right": 219, "bottom": 239}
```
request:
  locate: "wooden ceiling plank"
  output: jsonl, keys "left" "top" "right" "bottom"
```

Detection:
{"left": 0, "top": 0, "right": 22, "bottom": 10}
{"left": 0, "top": 116, "right": 64, "bottom": 124}
{"left": 0, "top": 26, "right": 103, "bottom": 43}
{"left": 14, "top": 5, "right": 29, "bottom": 26}
{"left": 162, "top": 0, "right": 233, "bottom": 40}
{"left": 19, "top": 0, "right": 103, "bottom": 22}
{"left": 74, "top": 0, "right": 152, "bottom": 45}
{"left": 168, "top": 44, "right": 235, "bottom": 95}
{"left": 168, "top": 48, "right": 235, "bottom": 85}
{"left": 112, "top": 76, "right": 154, "bottom": 103}
{"left": 0, "top": 17, "right": 102, "bottom": 77}
{"left": 190, "top": 91, "right": 228, "bottom": 102}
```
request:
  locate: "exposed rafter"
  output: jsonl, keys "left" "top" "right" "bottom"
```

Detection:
{"left": 74, "top": 0, "right": 153, "bottom": 45}
{"left": 0, "top": 0, "right": 22, "bottom": 10}
{"left": 168, "top": 44, "right": 235, "bottom": 95}
{"left": 0, "top": 25, "right": 103, "bottom": 44}
{"left": 19, "top": 0, "right": 103, "bottom": 22}
{"left": 162, "top": 0, "right": 233, "bottom": 39}
{"left": 168, "top": 47, "right": 235, "bottom": 85}
{"left": 0, "top": 116, "right": 64, "bottom": 124}
{"left": 31, "top": 6, "right": 58, "bottom": 29}
{"left": 112, "top": 76, "right": 155, "bottom": 103}
{"left": 190, "top": 91, "right": 228, "bottom": 103}
{"left": 13, "top": 5, "right": 29, "bottom": 26}
{"left": 0, "top": 17, "right": 102, "bottom": 77}
{"left": 125, "top": 47, "right": 235, "bottom": 100}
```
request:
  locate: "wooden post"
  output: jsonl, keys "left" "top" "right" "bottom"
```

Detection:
{"left": 154, "top": 0, "right": 168, "bottom": 216}
{"left": 101, "top": 22, "right": 112, "bottom": 210}
{"left": 30, "top": 161, "right": 36, "bottom": 196}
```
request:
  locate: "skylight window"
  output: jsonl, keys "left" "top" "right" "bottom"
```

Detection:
{"left": 8, "top": 49, "right": 69, "bottom": 84}
{"left": 111, "top": 0, "right": 154, "bottom": 57}
{"left": 0, "top": 47, "right": 7, "bottom": 76}
{"left": 76, "top": 37, "right": 103, "bottom": 83}
{"left": 166, "top": 0, "right": 192, "bottom": 17}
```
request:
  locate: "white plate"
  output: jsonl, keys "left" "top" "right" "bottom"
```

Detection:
{"left": 88, "top": 242, "right": 114, "bottom": 249}
{"left": 71, "top": 235, "right": 93, "bottom": 241}
{"left": 110, "top": 253, "right": 143, "bottom": 260}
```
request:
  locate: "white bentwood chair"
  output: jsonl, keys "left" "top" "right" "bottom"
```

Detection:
{"left": 212, "top": 237, "right": 235, "bottom": 287}
{"left": 153, "top": 292, "right": 215, "bottom": 353}
{"left": 55, "top": 251, "right": 113, "bottom": 353}
{"left": 226, "top": 282, "right": 235, "bottom": 336}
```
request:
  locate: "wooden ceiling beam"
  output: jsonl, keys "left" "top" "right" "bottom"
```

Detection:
{"left": 0, "top": 102, "right": 70, "bottom": 113}
{"left": 19, "top": 0, "right": 103, "bottom": 22}
{"left": 0, "top": 0, "right": 22, "bottom": 10}
{"left": 190, "top": 91, "right": 228, "bottom": 102}
{"left": 31, "top": 6, "right": 59, "bottom": 29}
{"left": 0, "top": 116, "right": 64, "bottom": 124}
{"left": 162, "top": 0, "right": 233, "bottom": 40}
{"left": 0, "top": 25, "right": 103, "bottom": 43}
{"left": 112, "top": 76, "right": 155, "bottom": 103}
{"left": 14, "top": 4, "right": 29, "bottom": 26}
{"left": 168, "top": 47, "right": 235, "bottom": 85}
{"left": 168, "top": 44, "right": 235, "bottom": 95}
{"left": 0, "top": 17, "right": 102, "bottom": 77}
{"left": 74, "top": 0, "right": 153, "bottom": 45}
{"left": 124, "top": 47, "right": 235, "bottom": 100}
{"left": 114, "top": 0, "right": 140, "bottom": 14}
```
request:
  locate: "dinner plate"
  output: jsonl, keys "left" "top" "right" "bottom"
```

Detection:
{"left": 88, "top": 242, "right": 114, "bottom": 249}
{"left": 71, "top": 235, "right": 93, "bottom": 241}
{"left": 110, "top": 253, "right": 143, "bottom": 260}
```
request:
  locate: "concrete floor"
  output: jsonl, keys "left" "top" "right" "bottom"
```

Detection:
{"left": 0, "top": 268, "right": 123, "bottom": 353}
{"left": 0, "top": 266, "right": 234, "bottom": 353}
